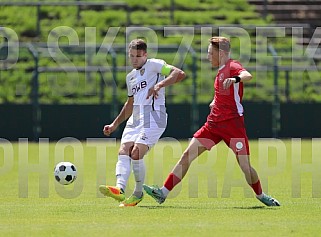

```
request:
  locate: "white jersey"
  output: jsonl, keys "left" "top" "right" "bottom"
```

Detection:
{"left": 125, "top": 58, "right": 168, "bottom": 129}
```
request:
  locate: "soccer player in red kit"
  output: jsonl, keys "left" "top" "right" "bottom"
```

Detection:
{"left": 143, "top": 36, "right": 280, "bottom": 206}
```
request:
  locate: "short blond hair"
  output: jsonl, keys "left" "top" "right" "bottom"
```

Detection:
{"left": 209, "top": 36, "right": 230, "bottom": 52}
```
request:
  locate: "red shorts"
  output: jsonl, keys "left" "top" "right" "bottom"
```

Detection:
{"left": 193, "top": 116, "right": 250, "bottom": 155}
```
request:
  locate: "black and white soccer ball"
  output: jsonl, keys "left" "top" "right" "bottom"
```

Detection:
{"left": 54, "top": 162, "right": 77, "bottom": 185}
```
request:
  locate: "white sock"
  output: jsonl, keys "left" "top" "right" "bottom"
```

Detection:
{"left": 161, "top": 186, "right": 170, "bottom": 197}
{"left": 132, "top": 159, "right": 145, "bottom": 197}
{"left": 256, "top": 192, "right": 264, "bottom": 199}
{"left": 115, "top": 155, "right": 131, "bottom": 192}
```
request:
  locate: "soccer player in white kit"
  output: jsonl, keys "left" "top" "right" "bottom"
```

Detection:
{"left": 99, "top": 39, "right": 186, "bottom": 207}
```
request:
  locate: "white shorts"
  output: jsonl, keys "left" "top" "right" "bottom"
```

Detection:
{"left": 121, "top": 111, "right": 167, "bottom": 148}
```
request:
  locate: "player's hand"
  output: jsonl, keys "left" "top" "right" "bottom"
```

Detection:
{"left": 223, "top": 77, "right": 236, "bottom": 89}
{"left": 103, "top": 124, "right": 116, "bottom": 136}
{"left": 146, "top": 84, "right": 162, "bottom": 99}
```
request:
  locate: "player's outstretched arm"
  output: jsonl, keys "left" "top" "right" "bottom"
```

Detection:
{"left": 238, "top": 70, "right": 252, "bottom": 82}
{"left": 160, "top": 66, "right": 186, "bottom": 86}
{"left": 103, "top": 97, "right": 134, "bottom": 136}
{"left": 146, "top": 66, "right": 186, "bottom": 99}
{"left": 222, "top": 70, "right": 252, "bottom": 89}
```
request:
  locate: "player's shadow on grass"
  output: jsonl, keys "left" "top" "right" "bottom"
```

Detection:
{"left": 139, "top": 205, "right": 208, "bottom": 210}
{"left": 233, "top": 206, "right": 278, "bottom": 210}
{"left": 140, "top": 205, "right": 278, "bottom": 210}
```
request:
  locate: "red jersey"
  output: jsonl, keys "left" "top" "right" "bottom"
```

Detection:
{"left": 207, "top": 59, "right": 246, "bottom": 122}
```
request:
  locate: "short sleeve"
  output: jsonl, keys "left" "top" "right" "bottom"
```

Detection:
{"left": 148, "top": 58, "right": 167, "bottom": 74}
{"left": 230, "top": 60, "right": 246, "bottom": 77}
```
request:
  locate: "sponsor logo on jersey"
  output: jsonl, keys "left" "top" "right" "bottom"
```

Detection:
{"left": 132, "top": 80, "right": 147, "bottom": 95}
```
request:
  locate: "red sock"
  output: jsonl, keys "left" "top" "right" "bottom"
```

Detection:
{"left": 251, "top": 180, "right": 262, "bottom": 195}
{"left": 164, "top": 173, "right": 181, "bottom": 191}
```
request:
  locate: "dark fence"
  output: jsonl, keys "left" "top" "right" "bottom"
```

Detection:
{"left": 1, "top": 102, "right": 320, "bottom": 141}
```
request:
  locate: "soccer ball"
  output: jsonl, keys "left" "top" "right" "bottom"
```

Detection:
{"left": 54, "top": 162, "right": 77, "bottom": 185}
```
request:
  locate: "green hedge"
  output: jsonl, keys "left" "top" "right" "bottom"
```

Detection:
{"left": 0, "top": 0, "right": 319, "bottom": 104}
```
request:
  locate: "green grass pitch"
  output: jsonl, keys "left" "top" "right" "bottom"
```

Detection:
{"left": 1, "top": 139, "right": 321, "bottom": 236}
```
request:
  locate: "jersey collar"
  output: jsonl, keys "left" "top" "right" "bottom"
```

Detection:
{"left": 135, "top": 59, "right": 148, "bottom": 70}
{"left": 218, "top": 58, "right": 231, "bottom": 71}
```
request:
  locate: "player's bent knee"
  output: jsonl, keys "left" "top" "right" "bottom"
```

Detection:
{"left": 130, "top": 147, "right": 141, "bottom": 160}
{"left": 118, "top": 143, "right": 134, "bottom": 156}
{"left": 118, "top": 147, "right": 131, "bottom": 156}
